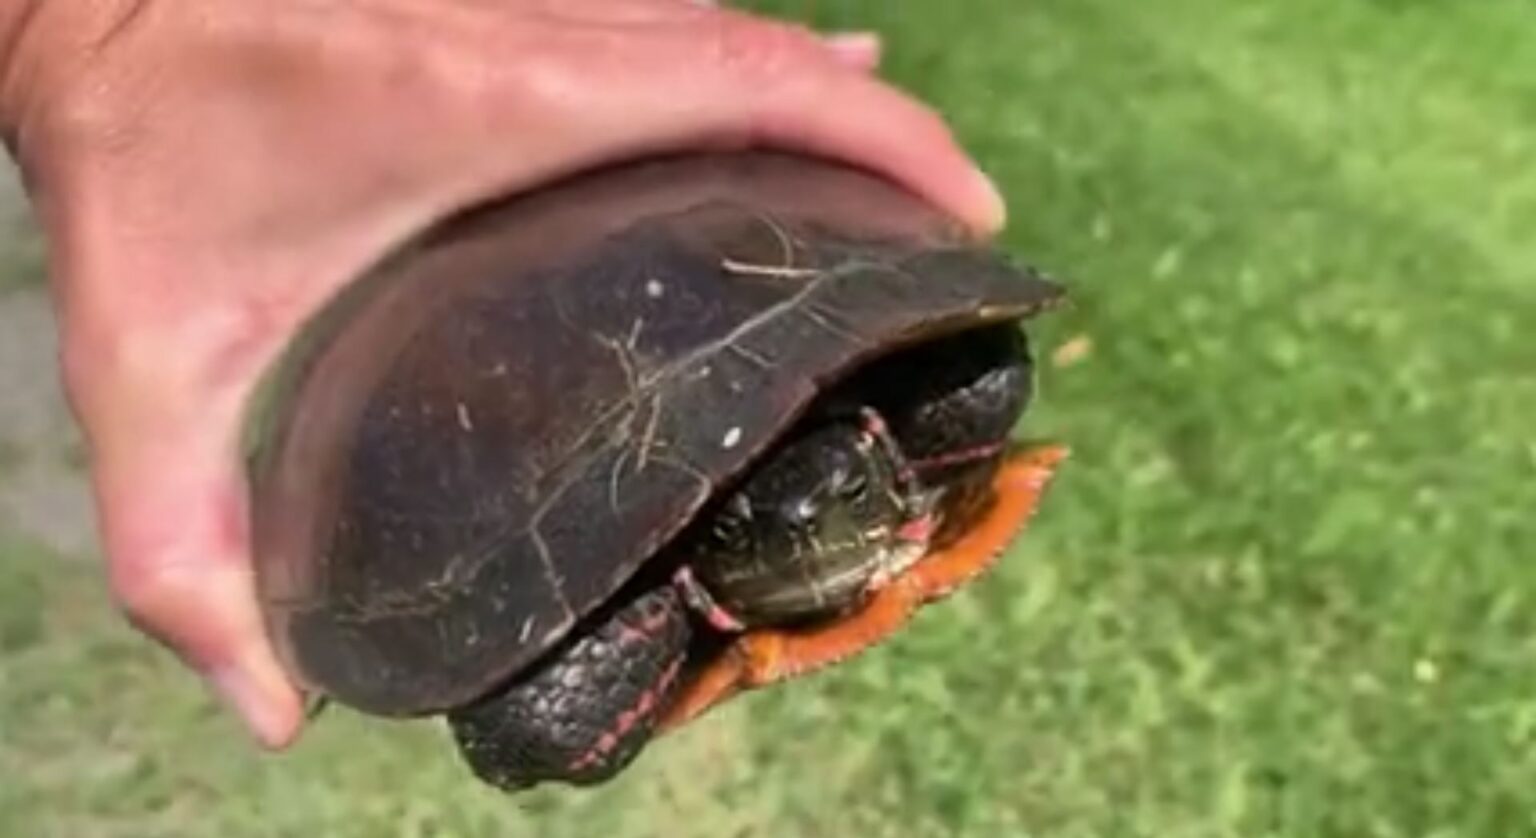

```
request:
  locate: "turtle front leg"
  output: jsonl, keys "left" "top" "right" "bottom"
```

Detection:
{"left": 659, "top": 443, "right": 1068, "bottom": 731}
{"left": 448, "top": 585, "right": 693, "bottom": 790}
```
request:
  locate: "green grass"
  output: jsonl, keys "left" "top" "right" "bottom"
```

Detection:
{"left": 0, "top": 185, "right": 44, "bottom": 294}
{"left": 3, "top": 0, "right": 1535, "bottom": 834}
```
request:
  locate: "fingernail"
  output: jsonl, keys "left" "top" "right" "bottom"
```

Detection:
{"left": 211, "top": 664, "right": 301, "bottom": 749}
{"left": 970, "top": 167, "right": 1008, "bottom": 235}
{"left": 823, "top": 32, "right": 882, "bottom": 69}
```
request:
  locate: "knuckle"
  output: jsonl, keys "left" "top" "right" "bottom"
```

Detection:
{"left": 57, "top": 316, "right": 170, "bottom": 423}
{"left": 107, "top": 552, "right": 232, "bottom": 671}
{"left": 103, "top": 524, "right": 213, "bottom": 637}
{"left": 108, "top": 556, "right": 190, "bottom": 632}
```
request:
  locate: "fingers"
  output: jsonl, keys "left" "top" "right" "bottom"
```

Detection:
{"left": 528, "top": 0, "right": 716, "bottom": 25}
{"left": 550, "top": 0, "right": 880, "bottom": 70}
{"left": 701, "top": 15, "right": 999, "bottom": 232}
{"left": 671, "top": 12, "right": 993, "bottom": 231}
{"left": 462, "top": 9, "right": 1001, "bottom": 235}
{"left": 665, "top": 15, "right": 1005, "bottom": 232}
{"left": 556, "top": 1, "right": 884, "bottom": 71}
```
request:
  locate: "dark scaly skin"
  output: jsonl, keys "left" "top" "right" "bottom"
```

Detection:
{"left": 451, "top": 323, "right": 1032, "bottom": 788}
{"left": 674, "top": 412, "right": 935, "bottom": 628}
{"left": 697, "top": 323, "right": 1034, "bottom": 611}
{"left": 444, "top": 420, "right": 912, "bottom": 791}
{"left": 857, "top": 324, "right": 1035, "bottom": 547}
{"left": 447, "top": 585, "right": 692, "bottom": 790}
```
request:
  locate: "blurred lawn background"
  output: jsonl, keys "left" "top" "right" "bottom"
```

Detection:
{"left": 3, "top": 0, "right": 1534, "bottom": 835}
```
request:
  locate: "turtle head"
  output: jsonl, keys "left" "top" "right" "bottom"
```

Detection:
{"left": 682, "top": 415, "right": 934, "bottom": 627}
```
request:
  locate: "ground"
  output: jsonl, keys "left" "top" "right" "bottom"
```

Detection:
{"left": 2, "top": 1, "right": 1534, "bottom": 835}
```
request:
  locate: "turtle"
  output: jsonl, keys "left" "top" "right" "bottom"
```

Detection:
{"left": 246, "top": 151, "right": 1068, "bottom": 791}
{"left": 444, "top": 331, "right": 1067, "bottom": 790}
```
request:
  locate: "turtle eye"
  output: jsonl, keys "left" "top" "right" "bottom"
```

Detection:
{"left": 710, "top": 497, "right": 753, "bottom": 551}
{"left": 836, "top": 471, "right": 870, "bottom": 503}
{"left": 710, "top": 514, "right": 750, "bottom": 551}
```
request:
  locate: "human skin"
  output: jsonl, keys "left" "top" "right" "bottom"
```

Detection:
{"left": 0, "top": 0, "right": 1005, "bottom": 750}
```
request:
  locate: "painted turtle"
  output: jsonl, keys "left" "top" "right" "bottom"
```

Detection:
{"left": 247, "top": 152, "right": 1067, "bottom": 790}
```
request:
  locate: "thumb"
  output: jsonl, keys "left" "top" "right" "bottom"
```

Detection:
{"left": 74, "top": 333, "right": 305, "bottom": 749}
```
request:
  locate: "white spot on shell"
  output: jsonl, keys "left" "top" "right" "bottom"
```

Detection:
{"left": 722, "top": 427, "right": 743, "bottom": 449}
{"left": 645, "top": 279, "right": 665, "bottom": 299}
{"left": 456, "top": 402, "right": 474, "bottom": 432}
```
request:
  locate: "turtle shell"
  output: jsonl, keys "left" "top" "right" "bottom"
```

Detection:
{"left": 248, "top": 152, "right": 1065, "bottom": 717}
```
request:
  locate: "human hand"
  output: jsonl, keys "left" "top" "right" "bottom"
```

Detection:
{"left": 0, "top": 0, "right": 1005, "bottom": 749}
